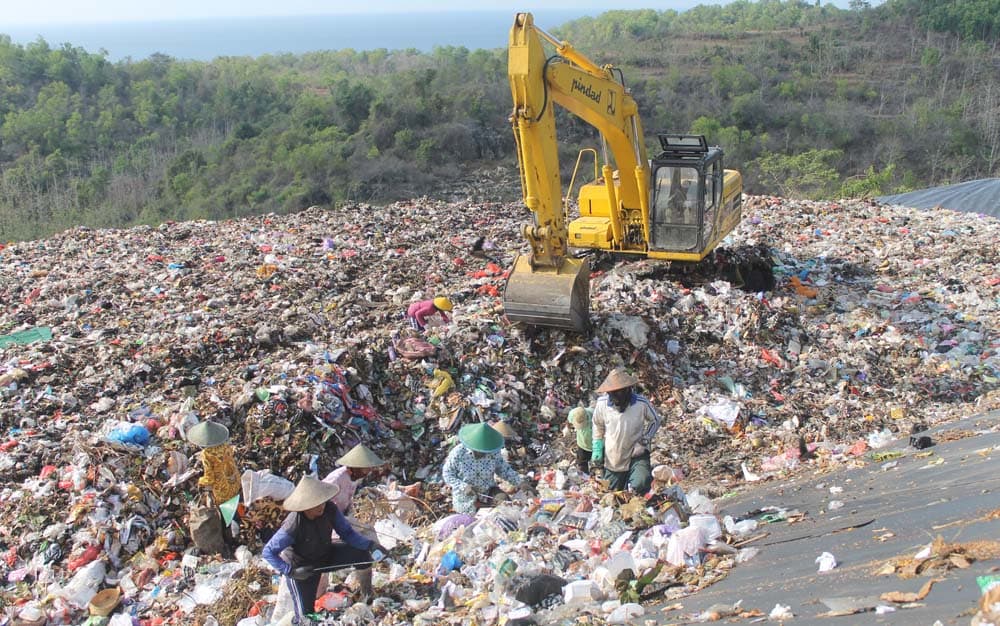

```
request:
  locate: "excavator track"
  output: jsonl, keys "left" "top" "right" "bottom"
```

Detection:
{"left": 597, "top": 243, "right": 776, "bottom": 293}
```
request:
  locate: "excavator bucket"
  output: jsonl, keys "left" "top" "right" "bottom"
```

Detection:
{"left": 502, "top": 255, "right": 590, "bottom": 332}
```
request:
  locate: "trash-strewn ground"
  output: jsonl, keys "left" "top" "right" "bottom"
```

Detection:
{"left": 1, "top": 195, "right": 997, "bottom": 625}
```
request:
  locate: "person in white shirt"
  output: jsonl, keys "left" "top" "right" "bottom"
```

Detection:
{"left": 590, "top": 368, "right": 661, "bottom": 494}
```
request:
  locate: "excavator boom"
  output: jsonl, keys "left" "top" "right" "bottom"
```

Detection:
{"left": 504, "top": 12, "right": 592, "bottom": 331}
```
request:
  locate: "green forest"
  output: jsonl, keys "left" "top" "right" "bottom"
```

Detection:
{"left": 1, "top": 0, "right": 999, "bottom": 241}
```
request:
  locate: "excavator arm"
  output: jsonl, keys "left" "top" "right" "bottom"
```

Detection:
{"left": 504, "top": 12, "right": 650, "bottom": 331}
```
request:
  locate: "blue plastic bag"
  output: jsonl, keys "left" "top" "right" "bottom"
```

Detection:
{"left": 107, "top": 424, "right": 150, "bottom": 446}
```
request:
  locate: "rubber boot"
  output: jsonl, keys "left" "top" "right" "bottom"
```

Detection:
{"left": 355, "top": 567, "right": 373, "bottom": 603}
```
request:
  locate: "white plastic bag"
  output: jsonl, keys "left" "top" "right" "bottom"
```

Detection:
{"left": 241, "top": 469, "right": 295, "bottom": 506}
{"left": 816, "top": 551, "right": 838, "bottom": 572}
{"left": 374, "top": 514, "right": 416, "bottom": 550}
{"left": 59, "top": 559, "right": 106, "bottom": 608}
{"left": 606, "top": 314, "right": 650, "bottom": 348}
{"left": 688, "top": 514, "right": 722, "bottom": 541}
{"left": 686, "top": 490, "right": 716, "bottom": 514}
{"left": 698, "top": 398, "right": 741, "bottom": 429}
{"left": 607, "top": 602, "right": 645, "bottom": 623}
{"left": 666, "top": 525, "right": 707, "bottom": 566}
{"left": 271, "top": 575, "right": 295, "bottom": 625}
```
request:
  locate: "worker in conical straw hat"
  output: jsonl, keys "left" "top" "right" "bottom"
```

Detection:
{"left": 489, "top": 420, "right": 518, "bottom": 441}
{"left": 590, "top": 367, "right": 662, "bottom": 495}
{"left": 262, "top": 476, "right": 388, "bottom": 616}
{"left": 187, "top": 421, "right": 241, "bottom": 504}
{"left": 321, "top": 443, "right": 386, "bottom": 516}
{"left": 442, "top": 422, "right": 529, "bottom": 514}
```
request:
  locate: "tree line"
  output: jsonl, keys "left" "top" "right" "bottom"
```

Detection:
{"left": 1, "top": 0, "right": 998, "bottom": 241}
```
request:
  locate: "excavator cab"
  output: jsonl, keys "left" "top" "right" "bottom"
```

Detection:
{"left": 649, "top": 134, "right": 742, "bottom": 261}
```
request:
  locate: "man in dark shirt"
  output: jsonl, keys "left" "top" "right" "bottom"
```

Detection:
{"left": 262, "top": 476, "right": 385, "bottom": 622}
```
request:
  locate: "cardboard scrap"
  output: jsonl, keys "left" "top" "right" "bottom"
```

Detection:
{"left": 880, "top": 578, "right": 942, "bottom": 603}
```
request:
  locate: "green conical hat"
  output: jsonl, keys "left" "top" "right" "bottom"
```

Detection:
{"left": 187, "top": 421, "right": 230, "bottom": 447}
{"left": 458, "top": 422, "right": 503, "bottom": 453}
{"left": 336, "top": 444, "right": 385, "bottom": 468}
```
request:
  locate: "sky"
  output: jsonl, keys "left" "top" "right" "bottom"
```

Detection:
{"left": 6, "top": 0, "right": 853, "bottom": 25}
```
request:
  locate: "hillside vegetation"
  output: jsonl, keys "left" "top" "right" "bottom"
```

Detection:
{"left": 1, "top": 0, "right": 999, "bottom": 241}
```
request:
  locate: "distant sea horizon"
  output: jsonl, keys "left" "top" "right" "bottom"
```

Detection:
{"left": 3, "top": 11, "right": 602, "bottom": 62}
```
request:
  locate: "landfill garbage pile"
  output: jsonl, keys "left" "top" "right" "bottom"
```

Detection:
{"left": 0, "top": 195, "right": 997, "bottom": 625}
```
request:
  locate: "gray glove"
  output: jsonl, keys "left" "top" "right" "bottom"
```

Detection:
{"left": 289, "top": 565, "right": 314, "bottom": 580}
{"left": 632, "top": 441, "right": 649, "bottom": 458}
{"left": 460, "top": 483, "right": 476, "bottom": 496}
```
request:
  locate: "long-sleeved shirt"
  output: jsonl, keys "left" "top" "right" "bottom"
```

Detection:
{"left": 261, "top": 502, "right": 372, "bottom": 575}
{"left": 442, "top": 443, "right": 521, "bottom": 514}
{"left": 198, "top": 443, "right": 241, "bottom": 503}
{"left": 406, "top": 299, "right": 449, "bottom": 329}
{"left": 571, "top": 407, "right": 594, "bottom": 452}
{"left": 591, "top": 392, "right": 661, "bottom": 473}
{"left": 322, "top": 467, "right": 357, "bottom": 514}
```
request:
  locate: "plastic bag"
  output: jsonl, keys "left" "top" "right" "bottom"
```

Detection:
{"left": 605, "top": 314, "right": 650, "bottom": 348}
{"left": 685, "top": 490, "right": 716, "bottom": 515}
{"left": 396, "top": 336, "right": 436, "bottom": 359}
{"left": 372, "top": 514, "right": 416, "bottom": 550}
{"left": 665, "top": 525, "right": 707, "bottom": 566}
{"left": 106, "top": 423, "right": 150, "bottom": 446}
{"left": 240, "top": 469, "right": 295, "bottom": 506}
{"left": 60, "top": 559, "right": 106, "bottom": 608}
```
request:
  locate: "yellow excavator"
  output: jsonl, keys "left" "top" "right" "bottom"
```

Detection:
{"left": 503, "top": 12, "right": 743, "bottom": 331}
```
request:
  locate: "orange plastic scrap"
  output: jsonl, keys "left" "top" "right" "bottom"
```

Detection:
{"left": 255, "top": 264, "right": 278, "bottom": 279}
{"left": 789, "top": 276, "right": 818, "bottom": 298}
{"left": 847, "top": 439, "right": 868, "bottom": 456}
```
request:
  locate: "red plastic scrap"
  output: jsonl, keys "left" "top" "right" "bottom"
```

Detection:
{"left": 67, "top": 544, "right": 101, "bottom": 572}
{"left": 760, "top": 348, "right": 784, "bottom": 367}
{"left": 0, "top": 440, "right": 18, "bottom": 452}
